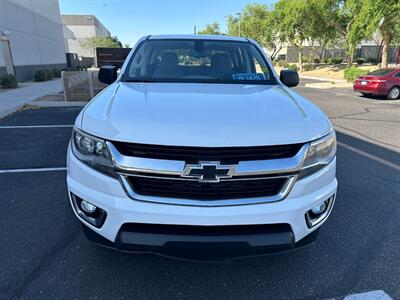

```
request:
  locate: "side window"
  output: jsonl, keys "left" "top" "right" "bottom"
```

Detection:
{"left": 128, "top": 46, "right": 145, "bottom": 77}
{"left": 254, "top": 58, "right": 263, "bottom": 73}
{"left": 395, "top": 72, "right": 400, "bottom": 78}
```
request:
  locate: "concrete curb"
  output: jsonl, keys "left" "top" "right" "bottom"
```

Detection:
{"left": 32, "top": 101, "right": 87, "bottom": 107}
{"left": 300, "top": 75, "right": 347, "bottom": 83}
{"left": 304, "top": 82, "right": 353, "bottom": 89}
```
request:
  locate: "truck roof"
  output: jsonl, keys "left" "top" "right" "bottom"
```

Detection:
{"left": 147, "top": 34, "right": 248, "bottom": 42}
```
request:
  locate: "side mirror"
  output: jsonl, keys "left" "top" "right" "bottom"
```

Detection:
{"left": 280, "top": 70, "right": 299, "bottom": 87}
{"left": 98, "top": 65, "right": 118, "bottom": 84}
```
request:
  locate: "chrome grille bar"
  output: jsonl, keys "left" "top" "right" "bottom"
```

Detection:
{"left": 107, "top": 142, "right": 308, "bottom": 177}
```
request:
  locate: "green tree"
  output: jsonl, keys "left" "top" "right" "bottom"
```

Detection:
{"left": 227, "top": 4, "right": 284, "bottom": 60}
{"left": 394, "top": 22, "right": 400, "bottom": 47}
{"left": 273, "top": 0, "right": 314, "bottom": 71}
{"left": 305, "top": 0, "right": 340, "bottom": 62}
{"left": 329, "top": 0, "right": 366, "bottom": 66}
{"left": 80, "top": 36, "right": 122, "bottom": 55}
{"left": 360, "top": 0, "right": 400, "bottom": 67}
{"left": 198, "top": 22, "right": 222, "bottom": 35}
{"left": 110, "top": 36, "right": 123, "bottom": 47}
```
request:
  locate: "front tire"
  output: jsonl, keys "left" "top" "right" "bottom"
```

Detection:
{"left": 388, "top": 86, "right": 400, "bottom": 100}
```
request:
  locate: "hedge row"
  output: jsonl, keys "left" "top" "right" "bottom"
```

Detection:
{"left": 0, "top": 74, "right": 18, "bottom": 89}
{"left": 34, "top": 69, "right": 62, "bottom": 82}
{"left": 344, "top": 67, "right": 370, "bottom": 82}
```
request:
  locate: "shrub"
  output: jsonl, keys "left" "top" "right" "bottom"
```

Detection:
{"left": 34, "top": 70, "right": 47, "bottom": 82}
{"left": 313, "top": 58, "right": 320, "bottom": 64}
{"left": 0, "top": 74, "right": 18, "bottom": 89}
{"left": 302, "top": 56, "right": 310, "bottom": 63}
{"left": 302, "top": 63, "right": 315, "bottom": 71}
{"left": 344, "top": 67, "right": 369, "bottom": 82}
{"left": 287, "top": 64, "right": 298, "bottom": 71}
{"left": 356, "top": 58, "right": 366, "bottom": 65}
{"left": 35, "top": 70, "right": 55, "bottom": 81}
{"left": 366, "top": 57, "right": 378, "bottom": 64}
{"left": 277, "top": 60, "right": 289, "bottom": 68}
{"left": 45, "top": 70, "right": 53, "bottom": 80}
{"left": 332, "top": 57, "right": 343, "bottom": 64}
{"left": 52, "top": 69, "right": 62, "bottom": 78}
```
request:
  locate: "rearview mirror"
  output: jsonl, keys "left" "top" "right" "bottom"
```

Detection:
{"left": 280, "top": 70, "right": 299, "bottom": 87}
{"left": 98, "top": 65, "right": 118, "bottom": 84}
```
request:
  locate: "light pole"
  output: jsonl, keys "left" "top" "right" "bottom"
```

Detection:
{"left": 235, "top": 12, "right": 241, "bottom": 36}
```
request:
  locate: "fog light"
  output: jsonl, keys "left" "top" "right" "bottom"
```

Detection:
{"left": 70, "top": 193, "right": 107, "bottom": 228}
{"left": 305, "top": 195, "right": 335, "bottom": 228}
{"left": 311, "top": 202, "right": 327, "bottom": 215}
{"left": 80, "top": 200, "right": 97, "bottom": 214}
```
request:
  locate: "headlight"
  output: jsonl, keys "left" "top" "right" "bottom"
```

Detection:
{"left": 300, "top": 131, "right": 336, "bottom": 178}
{"left": 71, "top": 128, "right": 116, "bottom": 177}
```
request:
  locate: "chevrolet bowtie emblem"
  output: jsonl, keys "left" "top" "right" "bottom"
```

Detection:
{"left": 182, "top": 162, "right": 236, "bottom": 183}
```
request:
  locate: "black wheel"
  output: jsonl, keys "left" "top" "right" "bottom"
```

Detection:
{"left": 388, "top": 86, "right": 400, "bottom": 100}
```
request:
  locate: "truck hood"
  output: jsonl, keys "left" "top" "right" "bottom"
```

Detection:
{"left": 80, "top": 82, "right": 332, "bottom": 146}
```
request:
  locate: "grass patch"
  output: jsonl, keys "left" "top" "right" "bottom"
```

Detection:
{"left": 18, "top": 104, "right": 42, "bottom": 112}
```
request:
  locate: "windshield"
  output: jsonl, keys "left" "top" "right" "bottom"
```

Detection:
{"left": 368, "top": 68, "right": 395, "bottom": 76}
{"left": 122, "top": 39, "right": 276, "bottom": 84}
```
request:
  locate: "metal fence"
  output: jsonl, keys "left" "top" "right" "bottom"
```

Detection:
{"left": 62, "top": 70, "right": 108, "bottom": 102}
{"left": 285, "top": 45, "right": 399, "bottom": 63}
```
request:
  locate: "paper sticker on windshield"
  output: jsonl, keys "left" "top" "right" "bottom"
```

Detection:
{"left": 232, "top": 73, "right": 266, "bottom": 81}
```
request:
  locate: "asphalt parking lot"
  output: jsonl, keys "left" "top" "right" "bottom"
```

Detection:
{"left": 1, "top": 80, "right": 399, "bottom": 299}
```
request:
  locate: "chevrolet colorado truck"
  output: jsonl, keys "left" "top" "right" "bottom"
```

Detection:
{"left": 67, "top": 35, "right": 337, "bottom": 260}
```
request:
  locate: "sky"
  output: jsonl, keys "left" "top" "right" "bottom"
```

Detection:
{"left": 59, "top": 0, "right": 276, "bottom": 46}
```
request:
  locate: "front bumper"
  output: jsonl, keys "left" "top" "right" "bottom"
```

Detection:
{"left": 81, "top": 221, "right": 321, "bottom": 260}
{"left": 67, "top": 145, "right": 337, "bottom": 258}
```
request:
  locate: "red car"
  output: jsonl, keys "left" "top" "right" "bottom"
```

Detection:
{"left": 354, "top": 68, "right": 400, "bottom": 100}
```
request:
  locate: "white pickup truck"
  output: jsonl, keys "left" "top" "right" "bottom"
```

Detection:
{"left": 67, "top": 35, "right": 337, "bottom": 260}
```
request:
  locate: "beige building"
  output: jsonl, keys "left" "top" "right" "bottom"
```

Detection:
{"left": 0, "top": 0, "right": 66, "bottom": 82}
{"left": 61, "top": 15, "right": 111, "bottom": 59}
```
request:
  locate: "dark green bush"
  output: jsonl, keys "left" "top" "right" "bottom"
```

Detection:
{"left": 52, "top": 69, "right": 61, "bottom": 78}
{"left": 287, "top": 64, "right": 298, "bottom": 71}
{"left": 313, "top": 58, "right": 320, "bottom": 64}
{"left": 277, "top": 60, "right": 289, "bottom": 68}
{"left": 34, "top": 70, "right": 47, "bottom": 82}
{"left": 344, "top": 67, "right": 369, "bottom": 82}
{"left": 45, "top": 70, "right": 53, "bottom": 80}
{"left": 0, "top": 74, "right": 18, "bottom": 89}
{"left": 366, "top": 57, "right": 378, "bottom": 64}
{"left": 356, "top": 58, "right": 366, "bottom": 65}
{"left": 332, "top": 57, "right": 343, "bottom": 64}
{"left": 34, "top": 70, "right": 55, "bottom": 82}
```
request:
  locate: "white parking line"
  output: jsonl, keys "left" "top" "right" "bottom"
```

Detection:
{"left": 0, "top": 167, "right": 66, "bottom": 174}
{"left": 0, "top": 125, "right": 73, "bottom": 129}
{"left": 343, "top": 290, "right": 392, "bottom": 299}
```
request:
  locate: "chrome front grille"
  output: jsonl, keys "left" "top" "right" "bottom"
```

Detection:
{"left": 107, "top": 141, "right": 307, "bottom": 206}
